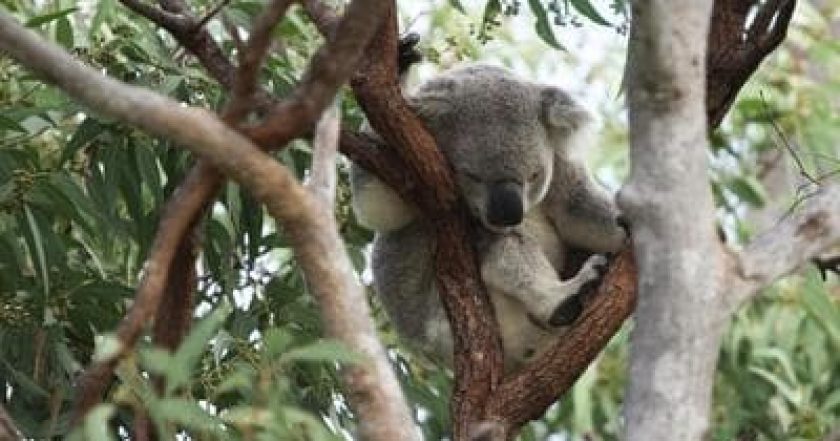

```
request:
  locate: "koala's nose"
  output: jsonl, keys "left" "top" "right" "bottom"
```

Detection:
{"left": 486, "top": 181, "right": 524, "bottom": 227}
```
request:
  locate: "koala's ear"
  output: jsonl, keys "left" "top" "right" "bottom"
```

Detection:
{"left": 540, "top": 87, "right": 592, "bottom": 132}
{"left": 408, "top": 77, "right": 457, "bottom": 120}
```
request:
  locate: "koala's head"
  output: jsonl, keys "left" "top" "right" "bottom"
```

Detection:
{"left": 409, "top": 64, "right": 591, "bottom": 232}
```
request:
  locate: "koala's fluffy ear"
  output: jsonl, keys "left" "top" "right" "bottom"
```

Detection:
{"left": 540, "top": 87, "right": 592, "bottom": 132}
{"left": 407, "top": 77, "right": 457, "bottom": 121}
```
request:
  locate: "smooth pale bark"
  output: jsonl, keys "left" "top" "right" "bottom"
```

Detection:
{"left": 620, "top": 1, "right": 722, "bottom": 440}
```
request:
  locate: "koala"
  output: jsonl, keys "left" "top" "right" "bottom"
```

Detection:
{"left": 351, "top": 64, "right": 626, "bottom": 370}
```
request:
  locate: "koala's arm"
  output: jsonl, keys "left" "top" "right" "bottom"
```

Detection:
{"left": 350, "top": 164, "right": 419, "bottom": 232}
{"left": 543, "top": 157, "right": 627, "bottom": 253}
{"left": 480, "top": 231, "right": 607, "bottom": 327}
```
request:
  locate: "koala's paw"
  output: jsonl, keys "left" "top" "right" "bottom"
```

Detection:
{"left": 548, "top": 254, "right": 609, "bottom": 327}
{"left": 398, "top": 32, "right": 423, "bottom": 76}
{"left": 549, "top": 295, "right": 583, "bottom": 327}
{"left": 579, "top": 254, "right": 609, "bottom": 283}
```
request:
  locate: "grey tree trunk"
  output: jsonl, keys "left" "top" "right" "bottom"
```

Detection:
{"left": 619, "top": 2, "right": 840, "bottom": 440}
{"left": 619, "top": 1, "right": 723, "bottom": 440}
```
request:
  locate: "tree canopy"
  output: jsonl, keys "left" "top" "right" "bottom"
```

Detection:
{"left": 0, "top": 0, "right": 838, "bottom": 440}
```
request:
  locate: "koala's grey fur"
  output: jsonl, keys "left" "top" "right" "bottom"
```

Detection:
{"left": 351, "top": 64, "right": 626, "bottom": 370}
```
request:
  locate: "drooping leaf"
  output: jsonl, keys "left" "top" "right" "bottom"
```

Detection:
{"left": 89, "top": 0, "right": 116, "bottom": 37}
{"left": 0, "top": 114, "right": 27, "bottom": 133}
{"left": 25, "top": 8, "right": 78, "bottom": 28}
{"left": 528, "top": 0, "right": 564, "bottom": 50}
{"left": 448, "top": 0, "right": 467, "bottom": 14}
{"left": 570, "top": 0, "right": 611, "bottom": 26}
{"left": 279, "top": 340, "right": 365, "bottom": 366}
{"left": 56, "top": 16, "right": 74, "bottom": 48}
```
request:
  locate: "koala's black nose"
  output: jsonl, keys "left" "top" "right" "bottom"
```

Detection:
{"left": 486, "top": 181, "right": 524, "bottom": 227}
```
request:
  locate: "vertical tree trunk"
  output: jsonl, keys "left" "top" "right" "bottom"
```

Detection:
{"left": 619, "top": 1, "right": 725, "bottom": 440}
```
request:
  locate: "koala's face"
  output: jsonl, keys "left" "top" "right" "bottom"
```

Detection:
{"left": 410, "top": 65, "right": 590, "bottom": 232}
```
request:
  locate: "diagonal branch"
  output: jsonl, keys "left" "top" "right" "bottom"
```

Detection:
{"left": 118, "top": 0, "right": 243, "bottom": 100}
{"left": 0, "top": 403, "right": 22, "bottom": 441}
{"left": 728, "top": 183, "right": 840, "bottom": 306}
{"left": 485, "top": 248, "right": 637, "bottom": 431}
{"left": 707, "top": 0, "right": 798, "bottom": 128}
{"left": 0, "top": 12, "right": 417, "bottom": 441}
{"left": 68, "top": 0, "right": 386, "bottom": 420}
{"left": 344, "top": 4, "right": 505, "bottom": 440}
{"left": 119, "top": 0, "right": 191, "bottom": 30}
{"left": 308, "top": 104, "right": 341, "bottom": 206}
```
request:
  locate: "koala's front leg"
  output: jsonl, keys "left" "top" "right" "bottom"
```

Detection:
{"left": 480, "top": 233, "right": 608, "bottom": 327}
{"left": 545, "top": 161, "right": 627, "bottom": 253}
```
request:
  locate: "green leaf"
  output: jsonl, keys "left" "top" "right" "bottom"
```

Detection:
{"left": 139, "top": 347, "right": 176, "bottom": 378}
{"left": 0, "top": 115, "right": 27, "bottom": 133}
{"left": 279, "top": 340, "right": 365, "bottom": 366}
{"left": 570, "top": 0, "right": 611, "bottom": 26}
{"left": 72, "top": 404, "right": 117, "bottom": 441}
{"left": 23, "top": 205, "right": 49, "bottom": 302}
{"left": 212, "top": 364, "right": 257, "bottom": 397}
{"left": 528, "top": 0, "right": 564, "bottom": 50}
{"left": 90, "top": 0, "right": 116, "bottom": 37}
{"left": 56, "top": 16, "right": 74, "bottom": 48}
{"left": 156, "top": 398, "right": 227, "bottom": 435}
{"left": 801, "top": 268, "right": 840, "bottom": 351}
{"left": 263, "top": 328, "right": 295, "bottom": 359}
{"left": 479, "top": 0, "right": 502, "bottom": 40}
{"left": 25, "top": 7, "right": 78, "bottom": 27}
{"left": 448, "top": 0, "right": 466, "bottom": 14}
{"left": 167, "top": 302, "right": 232, "bottom": 394}
{"left": 61, "top": 117, "right": 105, "bottom": 166}
{"left": 727, "top": 176, "right": 766, "bottom": 207}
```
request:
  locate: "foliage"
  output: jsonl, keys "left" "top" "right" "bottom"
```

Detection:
{"left": 0, "top": 0, "right": 837, "bottom": 440}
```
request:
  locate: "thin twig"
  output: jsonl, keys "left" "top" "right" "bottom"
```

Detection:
{"left": 119, "top": 0, "right": 192, "bottom": 31}
{"left": 225, "top": 0, "right": 296, "bottom": 122}
{"left": 194, "top": 0, "right": 232, "bottom": 30}
{"left": 759, "top": 91, "right": 820, "bottom": 185}
{"left": 0, "top": 403, "right": 22, "bottom": 441}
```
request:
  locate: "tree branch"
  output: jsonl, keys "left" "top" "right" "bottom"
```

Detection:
{"left": 118, "top": 0, "right": 241, "bottom": 98}
{"left": 119, "top": 0, "right": 192, "bottom": 31}
{"left": 729, "top": 183, "right": 840, "bottom": 304}
{"left": 346, "top": 5, "right": 506, "bottom": 439}
{"left": 620, "top": 1, "right": 722, "bottom": 440}
{"left": 301, "top": 0, "right": 341, "bottom": 36}
{"left": 0, "top": 12, "right": 418, "bottom": 440}
{"left": 242, "top": 0, "right": 386, "bottom": 148}
{"left": 707, "top": 0, "right": 798, "bottom": 128}
{"left": 0, "top": 403, "right": 22, "bottom": 441}
{"left": 485, "top": 248, "right": 637, "bottom": 432}
{"left": 224, "top": 0, "right": 295, "bottom": 121}
{"left": 308, "top": 104, "right": 341, "bottom": 205}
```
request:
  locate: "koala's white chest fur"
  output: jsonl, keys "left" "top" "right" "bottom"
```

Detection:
{"left": 522, "top": 207, "right": 565, "bottom": 270}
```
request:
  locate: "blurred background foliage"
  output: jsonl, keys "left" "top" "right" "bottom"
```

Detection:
{"left": 0, "top": 0, "right": 837, "bottom": 439}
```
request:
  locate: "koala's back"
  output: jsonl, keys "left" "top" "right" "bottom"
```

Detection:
{"left": 371, "top": 222, "right": 452, "bottom": 361}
